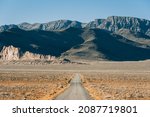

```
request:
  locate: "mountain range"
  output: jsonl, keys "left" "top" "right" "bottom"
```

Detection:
{"left": 0, "top": 16, "right": 150, "bottom": 61}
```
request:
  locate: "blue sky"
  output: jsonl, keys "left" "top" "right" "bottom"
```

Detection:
{"left": 0, "top": 0, "right": 149, "bottom": 25}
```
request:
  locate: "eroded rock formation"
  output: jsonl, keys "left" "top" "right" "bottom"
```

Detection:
{"left": 0, "top": 46, "right": 20, "bottom": 60}
{"left": 0, "top": 45, "right": 56, "bottom": 61}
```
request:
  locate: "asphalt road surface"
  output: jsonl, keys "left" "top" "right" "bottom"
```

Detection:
{"left": 55, "top": 74, "right": 91, "bottom": 100}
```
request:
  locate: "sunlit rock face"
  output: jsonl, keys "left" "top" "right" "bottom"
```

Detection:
{"left": 21, "top": 51, "right": 56, "bottom": 61}
{"left": 86, "top": 16, "right": 150, "bottom": 36}
{"left": 0, "top": 45, "right": 56, "bottom": 61}
{"left": 0, "top": 46, "right": 20, "bottom": 61}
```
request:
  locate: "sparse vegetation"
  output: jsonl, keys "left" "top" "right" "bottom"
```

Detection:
{"left": 0, "top": 61, "right": 150, "bottom": 100}
{"left": 81, "top": 72, "right": 150, "bottom": 100}
{"left": 0, "top": 72, "right": 73, "bottom": 100}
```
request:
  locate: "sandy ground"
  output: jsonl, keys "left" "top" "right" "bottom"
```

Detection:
{"left": 0, "top": 61, "right": 150, "bottom": 100}
{"left": 1, "top": 60, "right": 150, "bottom": 72}
{"left": 81, "top": 72, "right": 150, "bottom": 100}
{"left": 0, "top": 71, "right": 73, "bottom": 100}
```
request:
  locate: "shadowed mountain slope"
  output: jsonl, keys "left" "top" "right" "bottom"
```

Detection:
{"left": 62, "top": 28, "right": 150, "bottom": 61}
{"left": 0, "top": 28, "right": 83, "bottom": 57}
{"left": 1, "top": 16, "right": 150, "bottom": 61}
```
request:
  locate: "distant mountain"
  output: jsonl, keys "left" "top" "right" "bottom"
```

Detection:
{"left": 62, "top": 28, "right": 150, "bottom": 61}
{"left": 86, "top": 16, "right": 150, "bottom": 36}
{"left": 1, "top": 16, "right": 149, "bottom": 35}
{"left": 0, "top": 20, "right": 83, "bottom": 32}
{"left": 0, "top": 16, "right": 150, "bottom": 61}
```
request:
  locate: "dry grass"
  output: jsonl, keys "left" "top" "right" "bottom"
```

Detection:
{"left": 81, "top": 72, "right": 150, "bottom": 100}
{"left": 0, "top": 71, "right": 73, "bottom": 100}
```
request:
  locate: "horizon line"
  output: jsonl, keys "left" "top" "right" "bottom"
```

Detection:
{"left": 1, "top": 15, "right": 150, "bottom": 26}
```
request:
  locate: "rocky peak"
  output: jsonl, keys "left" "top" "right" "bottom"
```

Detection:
{"left": 42, "top": 20, "right": 82, "bottom": 31}
{"left": 104, "top": 16, "right": 147, "bottom": 32}
{"left": 18, "top": 22, "right": 44, "bottom": 31}
{"left": 0, "top": 46, "right": 20, "bottom": 61}
{"left": 86, "top": 19, "right": 105, "bottom": 28}
{"left": 0, "top": 24, "right": 18, "bottom": 32}
{"left": 87, "top": 16, "right": 150, "bottom": 36}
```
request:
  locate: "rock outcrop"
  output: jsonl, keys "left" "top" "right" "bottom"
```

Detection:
{"left": 0, "top": 46, "right": 20, "bottom": 61}
{"left": 0, "top": 45, "right": 56, "bottom": 61}
{"left": 21, "top": 51, "right": 56, "bottom": 61}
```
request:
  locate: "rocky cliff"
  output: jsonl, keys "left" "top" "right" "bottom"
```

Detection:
{"left": 86, "top": 16, "right": 150, "bottom": 36}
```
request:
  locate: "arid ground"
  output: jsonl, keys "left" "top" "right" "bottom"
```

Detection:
{"left": 0, "top": 60, "right": 150, "bottom": 100}
{"left": 0, "top": 71, "right": 73, "bottom": 100}
{"left": 81, "top": 72, "right": 150, "bottom": 100}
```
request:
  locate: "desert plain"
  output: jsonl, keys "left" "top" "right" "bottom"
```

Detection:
{"left": 0, "top": 60, "right": 150, "bottom": 100}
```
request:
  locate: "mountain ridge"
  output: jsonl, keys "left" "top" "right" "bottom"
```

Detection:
{"left": 1, "top": 16, "right": 150, "bottom": 35}
{"left": 0, "top": 16, "right": 150, "bottom": 62}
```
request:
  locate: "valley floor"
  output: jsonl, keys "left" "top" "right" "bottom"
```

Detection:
{"left": 0, "top": 61, "right": 150, "bottom": 100}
